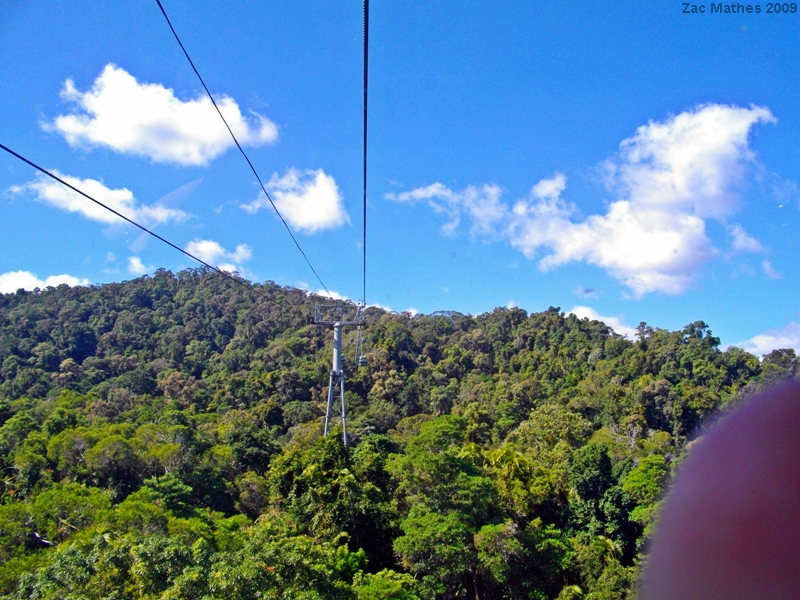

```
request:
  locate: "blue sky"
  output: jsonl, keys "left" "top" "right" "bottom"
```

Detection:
{"left": 1, "top": 1, "right": 799, "bottom": 355}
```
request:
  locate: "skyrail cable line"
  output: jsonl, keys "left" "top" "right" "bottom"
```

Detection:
{"left": 0, "top": 143, "right": 273, "bottom": 302}
{"left": 362, "top": 0, "right": 369, "bottom": 307}
{"left": 154, "top": 0, "right": 331, "bottom": 297}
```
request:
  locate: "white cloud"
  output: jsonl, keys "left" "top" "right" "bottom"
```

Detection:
{"left": 369, "top": 302, "right": 393, "bottom": 312}
{"left": 762, "top": 260, "right": 781, "bottom": 279}
{"left": 127, "top": 256, "right": 153, "bottom": 275}
{"left": 729, "top": 224, "right": 763, "bottom": 252}
{"left": 404, "top": 307, "right": 420, "bottom": 316}
{"left": 391, "top": 104, "right": 775, "bottom": 297}
{"left": 241, "top": 168, "right": 349, "bottom": 233}
{"left": 305, "top": 288, "right": 393, "bottom": 313}
{"left": 313, "top": 288, "right": 349, "bottom": 301}
{"left": 733, "top": 322, "right": 800, "bottom": 356}
{"left": 46, "top": 64, "right": 277, "bottom": 166}
{"left": 513, "top": 105, "right": 775, "bottom": 296}
{"left": 531, "top": 172, "right": 567, "bottom": 201}
{"left": 0, "top": 270, "right": 89, "bottom": 294}
{"left": 387, "top": 182, "right": 506, "bottom": 237}
{"left": 569, "top": 306, "right": 638, "bottom": 339}
{"left": 184, "top": 239, "right": 252, "bottom": 274}
{"left": 11, "top": 171, "right": 187, "bottom": 226}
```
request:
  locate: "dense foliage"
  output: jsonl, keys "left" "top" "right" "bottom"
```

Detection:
{"left": 0, "top": 268, "right": 794, "bottom": 599}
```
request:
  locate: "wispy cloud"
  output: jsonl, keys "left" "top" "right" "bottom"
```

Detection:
{"left": 729, "top": 224, "right": 763, "bottom": 252}
{"left": 11, "top": 171, "right": 187, "bottom": 226}
{"left": 389, "top": 104, "right": 775, "bottom": 297}
{"left": 733, "top": 322, "right": 800, "bottom": 356}
{"left": 387, "top": 182, "right": 506, "bottom": 237}
{"left": 185, "top": 239, "right": 252, "bottom": 274}
{"left": 569, "top": 306, "right": 637, "bottom": 339}
{"left": 45, "top": 64, "right": 277, "bottom": 166}
{"left": 241, "top": 168, "right": 349, "bottom": 233}
{"left": 771, "top": 174, "right": 798, "bottom": 206}
{"left": 128, "top": 178, "right": 202, "bottom": 253}
{"left": 0, "top": 270, "right": 89, "bottom": 294}
{"left": 762, "top": 260, "right": 781, "bottom": 279}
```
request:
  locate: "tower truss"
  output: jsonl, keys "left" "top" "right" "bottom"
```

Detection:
{"left": 314, "top": 302, "right": 365, "bottom": 445}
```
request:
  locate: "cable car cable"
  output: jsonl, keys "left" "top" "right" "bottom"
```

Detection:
{"left": 154, "top": 0, "right": 331, "bottom": 297}
{"left": 0, "top": 142, "right": 273, "bottom": 302}
{"left": 362, "top": 0, "right": 369, "bottom": 306}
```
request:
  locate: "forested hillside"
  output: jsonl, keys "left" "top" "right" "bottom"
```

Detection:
{"left": 0, "top": 268, "right": 793, "bottom": 599}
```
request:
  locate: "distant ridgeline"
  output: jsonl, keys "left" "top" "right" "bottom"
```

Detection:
{"left": 0, "top": 268, "right": 794, "bottom": 599}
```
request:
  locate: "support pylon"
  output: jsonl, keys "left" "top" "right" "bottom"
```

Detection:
{"left": 323, "top": 322, "right": 348, "bottom": 444}
{"left": 315, "top": 302, "right": 364, "bottom": 446}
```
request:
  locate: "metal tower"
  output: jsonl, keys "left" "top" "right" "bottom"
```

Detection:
{"left": 314, "top": 302, "right": 365, "bottom": 445}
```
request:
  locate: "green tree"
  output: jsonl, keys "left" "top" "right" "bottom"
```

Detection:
{"left": 351, "top": 569, "right": 420, "bottom": 600}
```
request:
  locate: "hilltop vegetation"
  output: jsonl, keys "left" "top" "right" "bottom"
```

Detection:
{"left": 0, "top": 268, "right": 793, "bottom": 599}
